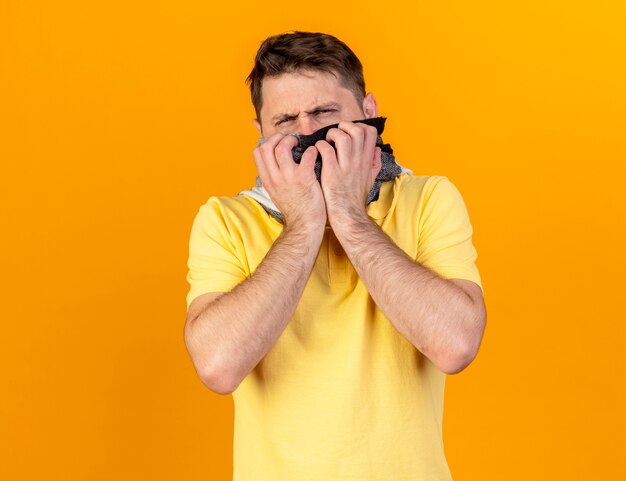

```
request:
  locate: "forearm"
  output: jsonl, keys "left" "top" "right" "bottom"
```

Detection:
{"left": 186, "top": 223, "right": 324, "bottom": 393}
{"left": 333, "top": 213, "right": 479, "bottom": 373}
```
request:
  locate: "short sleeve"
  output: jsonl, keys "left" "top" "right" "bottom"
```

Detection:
{"left": 416, "top": 176, "right": 483, "bottom": 293}
{"left": 185, "top": 197, "right": 249, "bottom": 311}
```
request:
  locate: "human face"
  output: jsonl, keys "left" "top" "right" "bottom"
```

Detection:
{"left": 253, "top": 69, "right": 378, "bottom": 138}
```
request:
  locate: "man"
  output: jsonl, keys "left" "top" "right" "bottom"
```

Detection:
{"left": 184, "top": 31, "right": 486, "bottom": 481}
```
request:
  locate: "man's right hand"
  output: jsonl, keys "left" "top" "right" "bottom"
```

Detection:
{"left": 253, "top": 133, "right": 327, "bottom": 230}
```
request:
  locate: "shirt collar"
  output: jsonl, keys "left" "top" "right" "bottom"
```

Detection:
{"left": 367, "top": 177, "right": 400, "bottom": 222}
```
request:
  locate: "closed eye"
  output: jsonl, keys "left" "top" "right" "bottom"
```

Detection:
{"left": 275, "top": 108, "right": 337, "bottom": 126}
{"left": 313, "top": 109, "right": 337, "bottom": 115}
{"left": 276, "top": 116, "right": 297, "bottom": 125}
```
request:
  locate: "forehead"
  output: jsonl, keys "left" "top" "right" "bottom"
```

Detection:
{"left": 260, "top": 70, "right": 358, "bottom": 116}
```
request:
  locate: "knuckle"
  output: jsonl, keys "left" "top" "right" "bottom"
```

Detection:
{"left": 273, "top": 142, "right": 286, "bottom": 155}
{"left": 259, "top": 142, "right": 273, "bottom": 155}
{"left": 315, "top": 140, "right": 330, "bottom": 152}
{"left": 270, "top": 132, "right": 284, "bottom": 141}
{"left": 280, "top": 133, "right": 297, "bottom": 144}
{"left": 277, "top": 137, "right": 296, "bottom": 152}
{"left": 275, "top": 144, "right": 292, "bottom": 159}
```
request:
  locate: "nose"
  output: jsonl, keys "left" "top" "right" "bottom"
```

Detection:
{"left": 296, "top": 116, "right": 320, "bottom": 136}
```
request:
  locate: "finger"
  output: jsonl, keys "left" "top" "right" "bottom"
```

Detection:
{"left": 274, "top": 134, "right": 299, "bottom": 170}
{"left": 324, "top": 127, "right": 351, "bottom": 164}
{"left": 253, "top": 147, "right": 272, "bottom": 187}
{"left": 258, "top": 132, "right": 287, "bottom": 170}
{"left": 354, "top": 123, "right": 378, "bottom": 166}
{"left": 315, "top": 140, "right": 338, "bottom": 177}
{"left": 298, "top": 145, "right": 319, "bottom": 182}
{"left": 337, "top": 120, "right": 366, "bottom": 157}
{"left": 363, "top": 124, "right": 379, "bottom": 160}
{"left": 338, "top": 121, "right": 377, "bottom": 153}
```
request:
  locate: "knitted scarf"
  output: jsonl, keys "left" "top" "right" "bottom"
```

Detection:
{"left": 238, "top": 117, "right": 412, "bottom": 223}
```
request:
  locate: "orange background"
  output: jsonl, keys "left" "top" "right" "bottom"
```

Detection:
{"left": 1, "top": 1, "right": 625, "bottom": 480}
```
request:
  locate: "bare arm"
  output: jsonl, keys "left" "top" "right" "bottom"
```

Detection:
{"left": 331, "top": 214, "right": 486, "bottom": 374}
{"left": 184, "top": 222, "right": 324, "bottom": 394}
{"left": 317, "top": 121, "right": 486, "bottom": 374}
{"left": 184, "top": 132, "right": 327, "bottom": 395}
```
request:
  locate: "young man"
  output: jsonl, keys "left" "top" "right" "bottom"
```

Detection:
{"left": 184, "top": 31, "right": 486, "bottom": 481}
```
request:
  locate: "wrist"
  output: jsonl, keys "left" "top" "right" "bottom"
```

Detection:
{"left": 328, "top": 205, "right": 371, "bottom": 237}
{"left": 282, "top": 219, "right": 326, "bottom": 243}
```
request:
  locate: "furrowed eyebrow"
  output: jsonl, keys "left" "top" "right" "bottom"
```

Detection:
{"left": 305, "top": 103, "right": 339, "bottom": 114}
{"left": 272, "top": 112, "right": 297, "bottom": 124}
{"left": 271, "top": 103, "right": 340, "bottom": 125}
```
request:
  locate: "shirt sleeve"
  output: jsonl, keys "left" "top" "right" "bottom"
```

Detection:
{"left": 185, "top": 197, "right": 249, "bottom": 311}
{"left": 416, "top": 176, "right": 483, "bottom": 293}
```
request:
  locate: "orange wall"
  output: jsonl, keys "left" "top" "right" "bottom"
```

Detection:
{"left": 1, "top": 1, "right": 625, "bottom": 480}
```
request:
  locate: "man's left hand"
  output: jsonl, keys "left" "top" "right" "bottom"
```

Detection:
{"left": 315, "top": 121, "right": 382, "bottom": 229}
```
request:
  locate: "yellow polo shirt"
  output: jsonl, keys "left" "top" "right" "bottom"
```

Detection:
{"left": 186, "top": 173, "right": 483, "bottom": 481}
